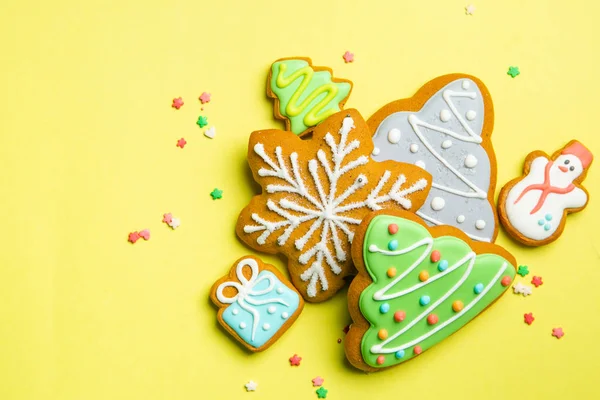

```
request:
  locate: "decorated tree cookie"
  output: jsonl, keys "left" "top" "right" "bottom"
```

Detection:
{"left": 268, "top": 57, "right": 352, "bottom": 135}
{"left": 368, "top": 74, "right": 498, "bottom": 242}
{"left": 236, "top": 110, "right": 432, "bottom": 302}
{"left": 345, "top": 211, "right": 516, "bottom": 371}
{"left": 498, "top": 140, "right": 593, "bottom": 246}
{"left": 210, "top": 256, "right": 304, "bottom": 352}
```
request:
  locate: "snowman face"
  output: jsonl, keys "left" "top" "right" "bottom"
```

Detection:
{"left": 553, "top": 154, "right": 583, "bottom": 180}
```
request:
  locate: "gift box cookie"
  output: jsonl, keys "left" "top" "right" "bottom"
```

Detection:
{"left": 210, "top": 256, "right": 304, "bottom": 352}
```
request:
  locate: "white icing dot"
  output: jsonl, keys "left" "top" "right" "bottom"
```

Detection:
{"left": 232, "top": 308, "right": 239, "bottom": 315}
{"left": 475, "top": 220, "right": 486, "bottom": 230}
{"left": 415, "top": 160, "right": 426, "bottom": 169}
{"left": 466, "top": 110, "right": 476, "bottom": 121}
{"left": 262, "top": 323, "right": 270, "bottom": 331}
{"left": 239, "top": 322, "right": 247, "bottom": 329}
{"left": 372, "top": 147, "right": 380, "bottom": 156}
{"left": 267, "top": 306, "right": 276, "bottom": 314}
{"left": 368, "top": 244, "right": 378, "bottom": 252}
{"left": 441, "top": 140, "right": 452, "bottom": 149}
{"left": 409, "top": 143, "right": 419, "bottom": 153}
{"left": 462, "top": 80, "right": 471, "bottom": 90}
{"left": 276, "top": 287, "right": 284, "bottom": 294}
{"left": 440, "top": 109, "right": 451, "bottom": 122}
{"left": 431, "top": 197, "right": 445, "bottom": 211}
{"left": 464, "top": 154, "right": 478, "bottom": 168}
{"left": 387, "top": 128, "right": 401, "bottom": 144}
{"left": 281, "top": 312, "right": 289, "bottom": 319}
{"left": 457, "top": 215, "right": 465, "bottom": 223}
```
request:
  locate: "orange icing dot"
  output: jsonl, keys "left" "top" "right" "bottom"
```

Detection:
{"left": 452, "top": 300, "right": 464, "bottom": 312}
{"left": 378, "top": 329, "right": 388, "bottom": 340}
{"left": 376, "top": 355, "right": 385, "bottom": 365}
{"left": 387, "top": 267, "right": 397, "bottom": 278}
{"left": 414, "top": 345, "right": 422, "bottom": 355}
{"left": 419, "top": 270, "right": 429, "bottom": 281}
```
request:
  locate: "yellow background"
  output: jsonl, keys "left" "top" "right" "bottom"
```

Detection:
{"left": 1, "top": 0, "right": 599, "bottom": 399}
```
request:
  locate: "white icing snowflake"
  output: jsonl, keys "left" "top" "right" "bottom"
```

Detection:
{"left": 243, "top": 115, "right": 429, "bottom": 298}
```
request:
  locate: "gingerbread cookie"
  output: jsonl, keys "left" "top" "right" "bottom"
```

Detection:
{"left": 236, "top": 109, "right": 432, "bottom": 302}
{"left": 498, "top": 140, "right": 593, "bottom": 246}
{"left": 368, "top": 74, "right": 498, "bottom": 243}
{"left": 267, "top": 57, "right": 352, "bottom": 135}
{"left": 210, "top": 256, "right": 304, "bottom": 352}
{"left": 345, "top": 210, "right": 516, "bottom": 371}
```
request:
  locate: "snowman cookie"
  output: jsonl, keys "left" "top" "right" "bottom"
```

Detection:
{"left": 498, "top": 140, "right": 593, "bottom": 246}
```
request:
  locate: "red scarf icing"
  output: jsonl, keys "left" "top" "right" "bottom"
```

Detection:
{"left": 513, "top": 161, "right": 575, "bottom": 215}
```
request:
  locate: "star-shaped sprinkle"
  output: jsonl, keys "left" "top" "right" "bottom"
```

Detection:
{"left": 138, "top": 229, "right": 150, "bottom": 240}
{"left": 312, "top": 376, "right": 324, "bottom": 387}
{"left": 168, "top": 217, "right": 181, "bottom": 229}
{"left": 342, "top": 51, "right": 354, "bottom": 63}
{"left": 524, "top": 313, "right": 535, "bottom": 325}
{"left": 465, "top": 4, "right": 476, "bottom": 15}
{"left": 316, "top": 387, "right": 328, "bottom": 399}
{"left": 177, "top": 138, "right": 187, "bottom": 148}
{"left": 513, "top": 282, "right": 533, "bottom": 296}
{"left": 204, "top": 126, "right": 216, "bottom": 139}
{"left": 289, "top": 354, "right": 302, "bottom": 366}
{"left": 507, "top": 66, "right": 520, "bottom": 78}
{"left": 196, "top": 115, "right": 208, "bottom": 128}
{"left": 531, "top": 276, "right": 543, "bottom": 287}
{"left": 552, "top": 327, "right": 564, "bottom": 339}
{"left": 162, "top": 213, "right": 173, "bottom": 224}
{"left": 517, "top": 265, "right": 529, "bottom": 277}
{"left": 172, "top": 97, "right": 184, "bottom": 109}
{"left": 210, "top": 188, "right": 223, "bottom": 200}
{"left": 199, "top": 92, "right": 211, "bottom": 104}
{"left": 245, "top": 380, "right": 258, "bottom": 392}
{"left": 128, "top": 231, "right": 140, "bottom": 243}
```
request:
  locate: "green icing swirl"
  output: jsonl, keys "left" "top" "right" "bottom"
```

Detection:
{"left": 270, "top": 59, "right": 351, "bottom": 135}
{"left": 359, "top": 215, "right": 515, "bottom": 368}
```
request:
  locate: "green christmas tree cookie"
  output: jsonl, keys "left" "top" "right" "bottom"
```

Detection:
{"left": 267, "top": 57, "right": 352, "bottom": 135}
{"left": 345, "top": 211, "right": 516, "bottom": 371}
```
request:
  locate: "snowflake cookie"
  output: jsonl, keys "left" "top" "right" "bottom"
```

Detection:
{"left": 210, "top": 256, "right": 304, "bottom": 352}
{"left": 345, "top": 210, "right": 516, "bottom": 371}
{"left": 236, "top": 109, "right": 432, "bottom": 302}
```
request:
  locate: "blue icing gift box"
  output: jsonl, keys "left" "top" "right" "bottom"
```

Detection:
{"left": 219, "top": 269, "right": 300, "bottom": 348}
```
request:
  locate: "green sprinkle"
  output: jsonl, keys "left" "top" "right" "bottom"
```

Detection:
{"left": 210, "top": 188, "right": 223, "bottom": 200}
{"left": 507, "top": 66, "right": 520, "bottom": 78}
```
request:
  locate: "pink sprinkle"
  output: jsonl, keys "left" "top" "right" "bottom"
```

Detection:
{"left": 139, "top": 229, "right": 150, "bottom": 240}
{"left": 172, "top": 97, "right": 184, "bottom": 109}
{"left": 128, "top": 231, "right": 140, "bottom": 243}
{"left": 199, "top": 92, "right": 211, "bottom": 104}
{"left": 343, "top": 51, "right": 354, "bottom": 63}
{"left": 162, "top": 213, "right": 173, "bottom": 224}
{"left": 177, "top": 138, "right": 187, "bottom": 148}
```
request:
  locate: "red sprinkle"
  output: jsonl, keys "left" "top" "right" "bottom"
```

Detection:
{"left": 388, "top": 223, "right": 398, "bottom": 235}
{"left": 430, "top": 250, "right": 441, "bottom": 263}
{"left": 501, "top": 276, "right": 512, "bottom": 287}
{"left": 414, "top": 346, "right": 422, "bottom": 355}
{"left": 394, "top": 311, "right": 406, "bottom": 322}
{"left": 427, "top": 314, "right": 439, "bottom": 325}
{"left": 376, "top": 355, "right": 385, "bottom": 365}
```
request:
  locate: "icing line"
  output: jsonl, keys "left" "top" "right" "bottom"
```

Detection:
{"left": 370, "top": 261, "right": 507, "bottom": 354}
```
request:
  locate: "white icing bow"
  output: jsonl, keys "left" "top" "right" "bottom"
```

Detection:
{"left": 216, "top": 258, "right": 289, "bottom": 342}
